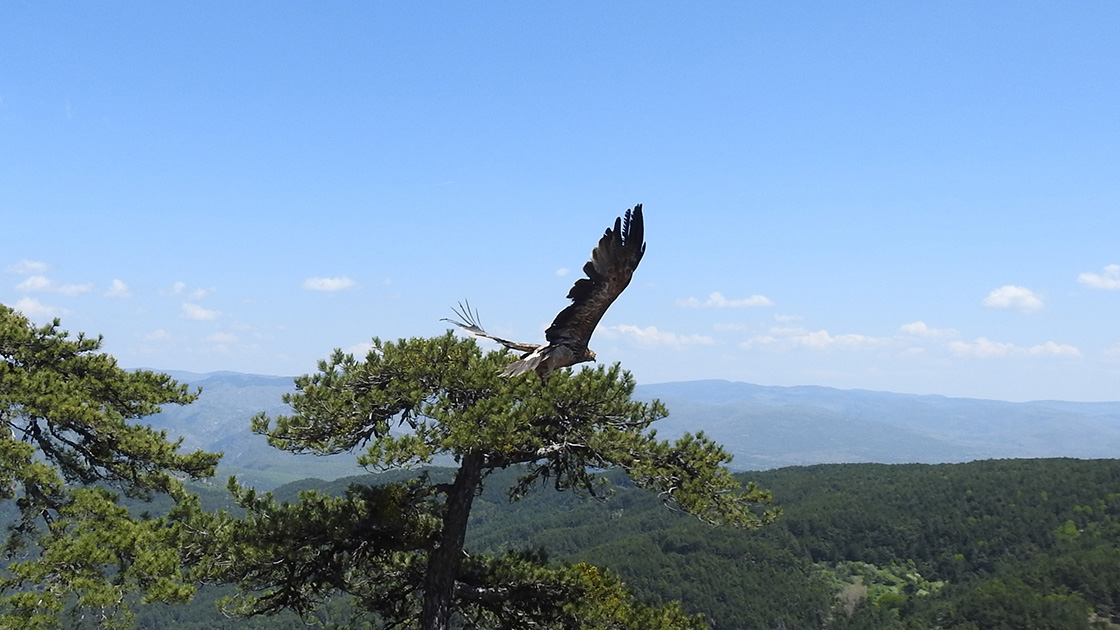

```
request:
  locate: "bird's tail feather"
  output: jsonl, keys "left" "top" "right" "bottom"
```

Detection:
{"left": 501, "top": 348, "right": 545, "bottom": 377}
{"left": 442, "top": 301, "right": 539, "bottom": 353}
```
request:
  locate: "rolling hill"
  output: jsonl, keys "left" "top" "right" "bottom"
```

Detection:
{"left": 142, "top": 371, "right": 1120, "bottom": 487}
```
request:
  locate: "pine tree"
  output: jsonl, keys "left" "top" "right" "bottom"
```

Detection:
{"left": 0, "top": 304, "right": 220, "bottom": 629}
{"left": 184, "top": 332, "right": 776, "bottom": 630}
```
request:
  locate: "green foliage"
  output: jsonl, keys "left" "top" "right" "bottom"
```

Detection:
{"left": 819, "top": 560, "right": 943, "bottom": 611}
{"left": 945, "top": 576, "right": 1093, "bottom": 630}
{"left": 468, "top": 458, "right": 1120, "bottom": 630}
{"left": 0, "top": 305, "right": 220, "bottom": 628}
{"left": 755, "top": 459, "right": 1120, "bottom": 580}
{"left": 184, "top": 477, "right": 439, "bottom": 618}
{"left": 112, "top": 458, "right": 1120, "bottom": 629}
{"left": 197, "top": 333, "right": 774, "bottom": 629}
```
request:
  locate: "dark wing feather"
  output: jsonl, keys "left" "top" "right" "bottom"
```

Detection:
{"left": 442, "top": 301, "right": 540, "bottom": 353}
{"left": 545, "top": 204, "right": 646, "bottom": 347}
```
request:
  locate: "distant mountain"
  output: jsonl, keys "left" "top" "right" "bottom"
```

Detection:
{"left": 139, "top": 372, "right": 1120, "bottom": 487}
{"left": 147, "top": 370, "right": 366, "bottom": 488}
{"left": 636, "top": 380, "right": 1120, "bottom": 469}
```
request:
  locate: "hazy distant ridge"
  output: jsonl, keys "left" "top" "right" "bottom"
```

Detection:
{"left": 637, "top": 380, "right": 1120, "bottom": 470}
{"left": 142, "top": 372, "right": 1120, "bottom": 486}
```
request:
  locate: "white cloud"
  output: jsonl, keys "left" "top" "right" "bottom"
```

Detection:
{"left": 949, "top": 337, "right": 1081, "bottom": 358}
{"left": 159, "top": 282, "right": 212, "bottom": 298}
{"left": 983, "top": 285, "right": 1043, "bottom": 311}
{"left": 13, "top": 297, "right": 59, "bottom": 318}
{"left": 56, "top": 282, "right": 93, "bottom": 296}
{"left": 677, "top": 291, "right": 773, "bottom": 308}
{"left": 745, "top": 327, "right": 885, "bottom": 350}
{"left": 345, "top": 341, "right": 377, "bottom": 357}
{"left": 181, "top": 302, "right": 221, "bottom": 321}
{"left": 1027, "top": 341, "right": 1081, "bottom": 357}
{"left": 898, "top": 321, "right": 958, "bottom": 338}
{"left": 142, "top": 329, "right": 172, "bottom": 341}
{"left": 1078, "top": 264, "right": 1120, "bottom": 290}
{"left": 206, "top": 332, "right": 237, "bottom": 343}
{"left": 104, "top": 279, "right": 132, "bottom": 298}
{"left": 949, "top": 337, "right": 1016, "bottom": 358}
{"left": 15, "top": 275, "right": 92, "bottom": 295}
{"left": 791, "top": 329, "right": 884, "bottom": 349}
{"left": 555, "top": 268, "right": 570, "bottom": 277}
{"left": 303, "top": 276, "right": 356, "bottom": 292}
{"left": 6, "top": 259, "right": 49, "bottom": 275}
{"left": 602, "top": 324, "right": 715, "bottom": 348}
{"left": 16, "top": 275, "right": 52, "bottom": 291}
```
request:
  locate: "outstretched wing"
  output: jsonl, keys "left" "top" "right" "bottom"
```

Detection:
{"left": 545, "top": 204, "right": 646, "bottom": 348}
{"left": 442, "top": 301, "right": 540, "bottom": 353}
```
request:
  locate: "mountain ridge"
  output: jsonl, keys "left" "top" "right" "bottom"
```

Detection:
{"left": 637, "top": 379, "right": 1120, "bottom": 469}
{"left": 138, "top": 371, "right": 1120, "bottom": 487}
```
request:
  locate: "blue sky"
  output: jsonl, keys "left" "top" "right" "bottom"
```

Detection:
{"left": 3, "top": 3, "right": 1119, "bottom": 402}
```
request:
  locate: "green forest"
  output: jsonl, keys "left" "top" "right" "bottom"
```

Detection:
{"left": 131, "top": 457, "right": 1120, "bottom": 630}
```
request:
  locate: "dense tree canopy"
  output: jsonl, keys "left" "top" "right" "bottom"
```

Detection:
{"left": 0, "top": 304, "right": 220, "bottom": 629}
{"left": 184, "top": 332, "right": 776, "bottom": 630}
{"left": 111, "top": 457, "right": 1120, "bottom": 629}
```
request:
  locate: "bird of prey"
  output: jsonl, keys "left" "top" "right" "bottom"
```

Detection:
{"left": 444, "top": 204, "right": 646, "bottom": 381}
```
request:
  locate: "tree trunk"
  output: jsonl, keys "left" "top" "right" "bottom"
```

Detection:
{"left": 420, "top": 451, "right": 484, "bottom": 630}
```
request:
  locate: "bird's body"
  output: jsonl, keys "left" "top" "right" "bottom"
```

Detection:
{"left": 445, "top": 204, "right": 646, "bottom": 381}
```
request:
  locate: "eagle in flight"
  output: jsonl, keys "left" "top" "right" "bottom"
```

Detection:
{"left": 445, "top": 204, "right": 646, "bottom": 381}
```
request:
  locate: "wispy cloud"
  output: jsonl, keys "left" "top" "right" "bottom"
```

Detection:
{"left": 303, "top": 276, "right": 356, "bottom": 292}
{"left": 793, "top": 330, "right": 884, "bottom": 349}
{"left": 948, "top": 337, "right": 1017, "bottom": 358}
{"left": 601, "top": 324, "right": 715, "bottom": 348}
{"left": 15, "top": 275, "right": 92, "bottom": 296}
{"left": 677, "top": 291, "right": 773, "bottom": 308}
{"left": 57, "top": 282, "right": 93, "bottom": 296}
{"left": 1028, "top": 341, "right": 1082, "bottom": 357}
{"left": 157, "top": 281, "right": 213, "bottom": 299}
{"left": 746, "top": 327, "right": 885, "bottom": 350}
{"left": 949, "top": 337, "right": 1080, "bottom": 358}
{"left": 1078, "top": 264, "right": 1120, "bottom": 290}
{"left": 742, "top": 319, "right": 1080, "bottom": 363}
{"left": 206, "top": 332, "right": 237, "bottom": 343}
{"left": 345, "top": 341, "right": 377, "bottom": 357}
{"left": 555, "top": 268, "right": 570, "bottom": 277}
{"left": 898, "top": 321, "right": 958, "bottom": 338}
{"left": 181, "top": 302, "right": 221, "bottom": 321}
{"left": 983, "top": 285, "right": 1043, "bottom": 311}
{"left": 15, "top": 275, "right": 51, "bottom": 291}
{"left": 13, "top": 297, "right": 60, "bottom": 318}
{"left": 142, "top": 329, "right": 173, "bottom": 341}
{"left": 5, "top": 259, "right": 49, "bottom": 275}
{"left": 104, "top": 279, "right": 132, "bottom": 298}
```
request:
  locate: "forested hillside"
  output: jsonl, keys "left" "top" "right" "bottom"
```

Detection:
{"left": 130, "top": 457, "right": 1120, "bottom": 629}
